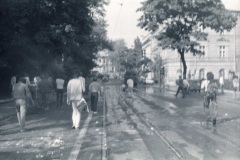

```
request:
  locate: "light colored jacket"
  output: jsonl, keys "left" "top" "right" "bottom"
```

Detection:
{"left": 67, "top": 78, "right": 84, "bottom": 103}
{"left": 13, "top": 82, "right": 31, "bottom": 100}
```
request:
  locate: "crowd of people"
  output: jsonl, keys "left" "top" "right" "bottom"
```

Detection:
{"left": 10, "top": 72, "right": 103, "bottom": 132}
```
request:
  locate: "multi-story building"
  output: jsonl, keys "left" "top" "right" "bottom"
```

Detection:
{"left": 92, "top": 50, "right": 118, "bottom": 78}
{"left": 142, "top": 10, "right": 240, "bottom": 86}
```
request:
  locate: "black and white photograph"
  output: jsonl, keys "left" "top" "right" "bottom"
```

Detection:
{"left": 0, "top": 0, "right": 240, "bottom": 159}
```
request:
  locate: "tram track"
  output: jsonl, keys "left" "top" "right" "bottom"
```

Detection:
{"left": 115, "top": 86, "right": 185, "bottom": 160}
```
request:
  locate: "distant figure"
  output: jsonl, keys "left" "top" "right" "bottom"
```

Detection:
{"left": 127, "top": 78, "right": 134, "bottom": 98}
{"left": 233, "top": 76, "right": 239, "bottom": 99}
{"left": 33, "top": 76, "right": 41, "bottom": 98}
{"left": 12, "top": 77, "right": 33, "bottom": 132}
{"left": 38, "top": 74, "right": 53, "bottom": 110}
{"left": 219, "top": 75, "right": 224, "bottom": 94}
{"left": 175, "top": 76, "right": 185, "bottom": 98}
{"left": 122, "top": 84, "right": 127, "bottom": 92}
{"left": 10, "top": 76, "right": 17, "bottom": 96}
{"left": 67, "top": 72, "right": 85, "bottom": 130}
{"left": 78, "top": 72, "right": 85, "bottom": 94}
{"left": 88, "top": 77, "right": 102, "bottom": 114}
{"left": 183, "top": 78, "right": 189, "bottom": 94}
{"left": 56, "top": 76, "right": 65, "bottom": 108}
{"left": 23, "top": 76, "right": 30, "bottom": 86}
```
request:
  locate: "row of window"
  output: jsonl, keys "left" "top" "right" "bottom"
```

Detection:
{"left": 97, "top": 58, "right": 116, "bottom": 64}
{"left": 198, "top": 45, "right": 227, "bottom": 58}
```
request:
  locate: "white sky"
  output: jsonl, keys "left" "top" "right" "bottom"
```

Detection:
{"left": 105, "top": 0, "right": 240, "bottom": 48}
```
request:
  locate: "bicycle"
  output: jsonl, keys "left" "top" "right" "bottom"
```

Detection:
{"left": 203, "top": 93, "right": 218, "bottom": 126}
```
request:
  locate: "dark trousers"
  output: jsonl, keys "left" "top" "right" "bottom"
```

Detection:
{"left": 40, "top": 92, "right": 49, "bottom": 109}
{"left": 56, "top": 89, "right": 63, "bottom": 107}
{"left": 91, "top": 92, "right": 98, "bottom": 112}
{"left": 175, "top": 86, "right": 185, "bottom": 97}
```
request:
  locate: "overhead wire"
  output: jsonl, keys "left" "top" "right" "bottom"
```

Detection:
{"left": 112, "top": 0, "right": 124, "bottom": 38}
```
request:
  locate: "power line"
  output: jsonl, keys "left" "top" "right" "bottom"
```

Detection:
{"left": 112, "top": 0, "right": 124, "bottom": 38}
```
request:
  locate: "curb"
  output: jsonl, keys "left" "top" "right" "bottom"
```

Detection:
{"left": 0, "top": 98, "right": 13, "bottom": 104}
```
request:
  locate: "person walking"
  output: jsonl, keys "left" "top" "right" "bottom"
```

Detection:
{"left": 78, "top": 72, "right": 85, "bottom": 92}
{"left": 219, "top": 75, "right": 224, "bottom": 94}
{"left": 233, "top": 76, "right": 239, "bottom": 99}
{"left": 88, "top": 77, "right": 102, "bottom": 114}
{"left": 175, "top": 76, "right": 185, "bottom": 98}
{"left": 38, "top": 74, "right": 53, "bottom": 110}
{"left": 67, "top": 72, "right": 85, "bottom": 130}
{"left": 10, "top": 76, "right": 17, "bottom": 97}
{"left": 183, "top": 78, "right": 189, "bottom": 95}
{"left": 12, "top": 77, "right": 33, "bottom": 132}
{"left": 56, "top": 76, "right": 65, "bottom": 108}
{"left": 127, "top": 78, "right": 134, "bottom": 98}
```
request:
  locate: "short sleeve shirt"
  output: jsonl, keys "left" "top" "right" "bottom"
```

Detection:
{"left": 56, "top": 78, "right": 65, "bottom": 89}
{"left": 127, "top": 79, "right": 134, "bottom": 88}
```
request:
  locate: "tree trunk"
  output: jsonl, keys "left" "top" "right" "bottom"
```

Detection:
{"left": 179, "top": 50, "right": 187, "bottom": 79}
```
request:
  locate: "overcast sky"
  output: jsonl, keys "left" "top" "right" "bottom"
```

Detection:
{"left": 105, "top": 0, "right": 240, "bottom": 48}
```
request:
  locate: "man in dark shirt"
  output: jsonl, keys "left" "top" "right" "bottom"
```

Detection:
{"left": 88, "top": 77, "right": 102, "bottom": 114}
{"left": 175, "top": 76, "right": 185, "bottom": 98}
{"left": 38, "top": 74, "right": 53, "bottom": 110}
{"left": 12, "top": 77, "right": 33, "bottom": 132}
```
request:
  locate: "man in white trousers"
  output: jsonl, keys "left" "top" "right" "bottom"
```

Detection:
{"left": 67, "top": 71, "right": 85, "bottom": 130}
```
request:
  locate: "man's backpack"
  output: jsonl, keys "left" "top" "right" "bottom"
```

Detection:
{"left": 206, "top": 81, "right": 217, "bottom": 99}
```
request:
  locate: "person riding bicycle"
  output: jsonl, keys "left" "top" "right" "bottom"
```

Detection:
{"left": 201, "top": 72, "right": 218, "bottom": 126}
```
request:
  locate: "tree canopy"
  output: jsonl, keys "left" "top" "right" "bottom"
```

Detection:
{"left": 138, "top": 0, "right": 237, "bottom": 78}
{"left": 0, "top": 0, "right": 111, "bottom": 80}
{"left": 108, "top": 37, "right": 151, "bottom": 76}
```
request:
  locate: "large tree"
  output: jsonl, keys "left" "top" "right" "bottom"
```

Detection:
{"left": 138, "top": 0, "right": 237, "bottom": 78}
{"left": 109, "top": 38, "right": 148, "bottom": 74}
{"left": 0, "top": 0, "right": 110, "bottom": 78}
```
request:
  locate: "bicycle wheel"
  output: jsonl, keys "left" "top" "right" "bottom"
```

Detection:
{"left": 209, "top": 99, "right": 218, "bottom": 121}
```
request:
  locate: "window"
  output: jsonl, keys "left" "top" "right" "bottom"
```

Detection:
{"left": 219, "top": 45, "right": 226, "bottom": 58}
{"left": 199, "top": 46, "right": 205, "bottom": 56}
{"left": 99, "top": 59, "right": 101, "bottom": 63}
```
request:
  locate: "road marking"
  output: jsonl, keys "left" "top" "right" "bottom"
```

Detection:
{"left": 67, "top": 113, "right": 92, "bottom": 160}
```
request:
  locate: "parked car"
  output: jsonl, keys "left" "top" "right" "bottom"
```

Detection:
{"left": 188, "top": 80, "right": 201, "bottom": 92}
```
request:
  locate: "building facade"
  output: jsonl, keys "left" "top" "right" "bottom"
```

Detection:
{"left": 92, "top": 50, "right": 118, "bottom": 78}
{"left": 142, "top": 10, "right": 240, "bottom": 86}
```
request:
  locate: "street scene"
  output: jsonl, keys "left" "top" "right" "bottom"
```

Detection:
{"left": 1, "top": 0, "right": 240, "bottom": 160}
{"left": 0, "top": 80, "right": 240, "bottom": 160}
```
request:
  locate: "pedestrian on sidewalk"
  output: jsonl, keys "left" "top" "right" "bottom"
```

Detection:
{"left": 38, "top": 74, "right": 53, "bottom": 110}
{"left": 55, "top": 76, "right": 65, "bottom": 108}
{"left": 12, "top": 77, "right": 34, "bottom": 132}
{"left": 67, "top": 71, "right": 85, "bottom": 130}
{"left": 175, "top": 76, "right": 185, "bottom": 98}
{"left": 233, "top": 76, "right": 239, "bottom": 99}
{"left": 88, "top": 77, "right": 102, "bottom": 114}
{"left": 219, "top": 75, "right": 224, "bottom": 94}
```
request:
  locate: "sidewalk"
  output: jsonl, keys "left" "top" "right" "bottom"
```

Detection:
{"left": 146, "top": 84, "right": 240, "bottom": 104}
